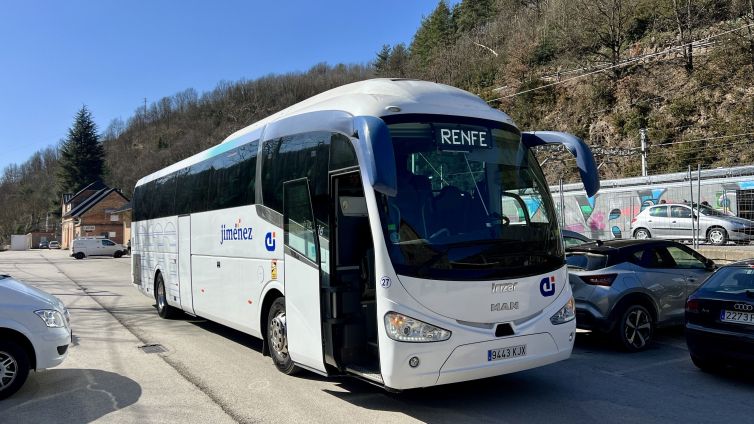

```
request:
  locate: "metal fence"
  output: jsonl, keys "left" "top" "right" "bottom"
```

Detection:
{"left": 550, "top": 165, "right": 754, "bottom": 243}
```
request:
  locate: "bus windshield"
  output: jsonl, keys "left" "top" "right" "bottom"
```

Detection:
{"left": 378, "top": 118, "right": 563, "bottom": 280}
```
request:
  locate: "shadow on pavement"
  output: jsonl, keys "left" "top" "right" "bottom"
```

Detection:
{"left": 0, "top": 368, "right": 141, "bottom": 423}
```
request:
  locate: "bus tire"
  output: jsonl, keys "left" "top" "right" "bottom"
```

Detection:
{"left": 155, "top": 273, "right": 178, "bottom": 319}
{"left": 0, "top": 339, "right": 30, "bottom": 400}
{"left": 267, "top": 297, "right": 300, "bottom": 375}
{"left": 74, "top": 252, "right": 85, "bottom": 260}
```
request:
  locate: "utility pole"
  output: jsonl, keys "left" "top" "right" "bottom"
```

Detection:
{"left": 640, "top": 128, "right": 648, "bottom": 177}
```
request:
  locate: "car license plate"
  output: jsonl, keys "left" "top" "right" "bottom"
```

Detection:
{"left": 488, "top": 344, "right": 527, "bottom": 361}
{"left": 720, "top": 310, "right": 754, "bottom": 325}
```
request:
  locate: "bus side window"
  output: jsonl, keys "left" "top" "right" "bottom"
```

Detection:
{"left": 261, "top": 132, "right": 331, "bottom": 213}
{"left": 330, "top": 133, "right": 357, "bottom": 171}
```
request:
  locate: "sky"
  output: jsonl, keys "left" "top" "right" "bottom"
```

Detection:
{"left": 0, "top": 0, "right": 449, "bottom": 171}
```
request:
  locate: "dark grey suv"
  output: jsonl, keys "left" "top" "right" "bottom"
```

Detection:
{"left": 567, "top": 239, "right": 715, "bottom": 351}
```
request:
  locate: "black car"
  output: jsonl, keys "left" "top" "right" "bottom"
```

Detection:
{"left": 685, "top": 259, "right": 754, "bottom": 371}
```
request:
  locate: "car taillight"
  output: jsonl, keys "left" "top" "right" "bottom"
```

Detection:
{"left": 631, "top": 217, "right": 637, "bottom": 224}
{"left": 686, "top": 298, "right": 700, "bottom": 313}
{"left": 581, "top": 274, "right": 617, "bottom": 286}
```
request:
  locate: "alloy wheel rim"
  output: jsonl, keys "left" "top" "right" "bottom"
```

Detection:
{"left": 710, "top": 230, "right": 723, "bottom": 244}
{"left": 0, "top": 351, "right": 18, "bottom": 391}
{"left": 157, "top": 281, "right": 166, "bottom": 311}
{"left": 637, "top": 230, "right": 648, "bottom": 239}
{"left": 624, "top": 308, "right": 651, "bottom": 349}
{"left": 269, "top": 312, "right": 288, "bottom": 358}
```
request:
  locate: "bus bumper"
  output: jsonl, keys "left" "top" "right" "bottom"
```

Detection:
{"left": 436, "top": 333, "right": 570, "bottom": 386}
{"left": 381, "top": 288, "right": 576, "bottom": 390}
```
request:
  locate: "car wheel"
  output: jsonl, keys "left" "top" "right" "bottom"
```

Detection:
{"left": 690, "top": 354, "right": 723, "bottom": 373}
{"left": 614, "top": 304, "right": 654, "bottom": 352}
{"left": 155, "top": 273, "right": 178, "bottom": 319}
{"left": 74, "top": 252, "right": 85, "bottom": 260}
{"left": 707, "top": 228, "right": 728, "bottom": 246}
{"left": 113, "top": 251, "right": 123, "bottom": 258}
{"left": 267, "top": 297, "right": 300, "bottom": 375}
{"left": 634, "top": 228, "right": 651, "bottom": 239}
{"left": 0, "top": 339, "right": 31, "bottom": 400}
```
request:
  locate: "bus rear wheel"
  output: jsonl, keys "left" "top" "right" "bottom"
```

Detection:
{"left": 267, "top": 297, "right": 299, "bottom": 375}
{"left": 155, "top": 273, "right": 178, "bottom": 319}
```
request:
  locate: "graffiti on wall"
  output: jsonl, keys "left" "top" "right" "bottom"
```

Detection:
{"left": 559, "top": 180, "right": 754, "bottom": 240}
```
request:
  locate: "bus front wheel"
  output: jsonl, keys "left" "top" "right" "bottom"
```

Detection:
{"left": 267, "top": 297, "right": 300, "bottom": 375}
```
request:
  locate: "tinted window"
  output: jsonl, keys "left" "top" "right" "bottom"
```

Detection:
{"left": 262, "top": 132, "right": 331, "bottom": 213}
{"left": 566, "top": 253, "right": 607, "bottom": 270}
{"left": 135, "top": 139, "right": 258, "bottom": 220}
{"left": 666, "top": 246, "right": 705, "bottom": 269}
{"left": 631, "top": 247, "right": 675, "bottom": 268}
{"left": 330, "top": 133, "right": 358, "bottom": 170}
{"left": 284, "top": 179, "right": 318, "bottom": 262}
{"left": 671, "top": 206, "right": 691, "bottom": 218}
{"left": 699, "top": 267, "right": 754, "bottom": 293}
{"left": 102, "top": 240, "right": 115, "bottom": 246}
{"left": 650, "top": 206, "right": 668, "bottom": 217}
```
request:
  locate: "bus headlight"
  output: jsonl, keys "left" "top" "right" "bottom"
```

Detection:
{"left": 384, "top": 312, "right": 451, "bottom": 342}
{"left": 34, "top": 310, "right": 66, "bottom": 328}
{"left": 550, "top": 297, "right": 576, "bottom": 325}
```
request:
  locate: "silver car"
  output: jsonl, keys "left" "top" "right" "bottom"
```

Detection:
{"left": 630, "top": 203, "right": 754, "bottom": 245}
{"left": 567, "top": 239, "right": 715, "bottom": 351}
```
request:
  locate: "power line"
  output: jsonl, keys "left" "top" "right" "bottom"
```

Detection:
{"left": 490, "top": 23, "right": 754, "bottom": 101}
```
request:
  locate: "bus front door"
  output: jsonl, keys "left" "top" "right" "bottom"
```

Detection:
{"left": 282, "top": 178, "right": 327, "bottom": 374}
{"left": 325, "top": 171, "right": 380, "bottom": 379}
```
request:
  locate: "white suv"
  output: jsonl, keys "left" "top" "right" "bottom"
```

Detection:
{"left": 0, "top": 274, "right": 71, "bottom": 399}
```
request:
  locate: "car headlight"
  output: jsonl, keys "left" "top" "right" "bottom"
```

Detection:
{"left": 550, "top": 297, "right": 576, "bottom": 325}
{"left": 34, "top": 310, "right": 66, "bottom": 328}
{"left": 384, "top": 312, "right": 451, "bottom": 342}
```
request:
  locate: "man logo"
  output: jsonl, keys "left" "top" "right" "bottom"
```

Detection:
{"left": 540, "top": 276, "right": 556, "bottom": 297}
{"left": 265, "top": 232, "right": 276, "bottom": 252}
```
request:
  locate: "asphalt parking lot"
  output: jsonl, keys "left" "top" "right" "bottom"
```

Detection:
{"left": 1, "top": 249, "right": 753, "bottom": 423}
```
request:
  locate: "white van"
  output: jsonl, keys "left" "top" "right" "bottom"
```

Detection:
{"left": 70, "top": 237, "right": 127, "bottom": 259}
{"left": 0, "top": 274, "right": 71, "bottom": 399}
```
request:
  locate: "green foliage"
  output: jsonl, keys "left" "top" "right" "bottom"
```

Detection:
{"left": 455, "top": 0, "right": 495, "bottom": 33}
{"left": 57, "top": 106, "right": 105, "bottom": 194}
{"left": 410, "top": 0, "right": 456, "bottom": 65}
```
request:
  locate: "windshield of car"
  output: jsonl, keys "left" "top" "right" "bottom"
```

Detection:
{"left": 698, "top": 266, "right": 754, "bottom": 293}
{"left": 377, "top": 117, "right": 563, "bottom": 280}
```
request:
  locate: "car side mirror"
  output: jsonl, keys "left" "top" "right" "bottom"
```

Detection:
{"left": 705, "top": 259, "right": 716, "bottom": 271}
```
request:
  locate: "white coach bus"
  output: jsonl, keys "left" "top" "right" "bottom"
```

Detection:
{"left": 131, "top": 79, "right": 600, "bottom": 390}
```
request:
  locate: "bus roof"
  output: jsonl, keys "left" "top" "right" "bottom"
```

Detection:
{"left": 222, "top": 78, "right": 513, "bottom": 143}
{"left": 136, "top": 79, "right": 514, "bottom": 186}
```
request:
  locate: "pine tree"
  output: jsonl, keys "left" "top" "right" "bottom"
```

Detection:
{"left": 57, "top": 106, "right": 105, "bottom": 193}
{"left": 455, "top": 0, "right": 494, "bottom": 34}
{"left": 410, "top": 0, "right": 456, "bottom": 65}
{"left": 374, "top": 45, "right": 392, "bottom": 76}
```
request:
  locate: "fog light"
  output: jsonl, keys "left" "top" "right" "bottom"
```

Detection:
{"left": 409, "top": 356, "right": 420, "bottom": 368}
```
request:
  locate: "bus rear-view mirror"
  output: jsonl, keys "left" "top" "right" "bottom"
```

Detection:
{"left": 521, "top": 131, "right": 600, "bottom": 197}
{"left": 353, "top": 116, "right": 397, "bottom": 197}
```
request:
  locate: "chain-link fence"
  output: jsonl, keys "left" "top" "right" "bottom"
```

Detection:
{"left": 551, "top": 165, "right": 754, "bottom": 244}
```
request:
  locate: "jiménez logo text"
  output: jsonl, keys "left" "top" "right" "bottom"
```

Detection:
{"left": 221, "top": 221, "right": 253, "bottom": 245}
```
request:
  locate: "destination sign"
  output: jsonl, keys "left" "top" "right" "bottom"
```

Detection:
{"left": 435, "top": 125, "right": 492, "bottom": 151}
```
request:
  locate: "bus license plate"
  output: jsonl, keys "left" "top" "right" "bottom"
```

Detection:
{"left": 721, "top": 310, "right": 754, "bottom": 326}
{"left": 488, "top": 344, "right": 527, "bottom": 361}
